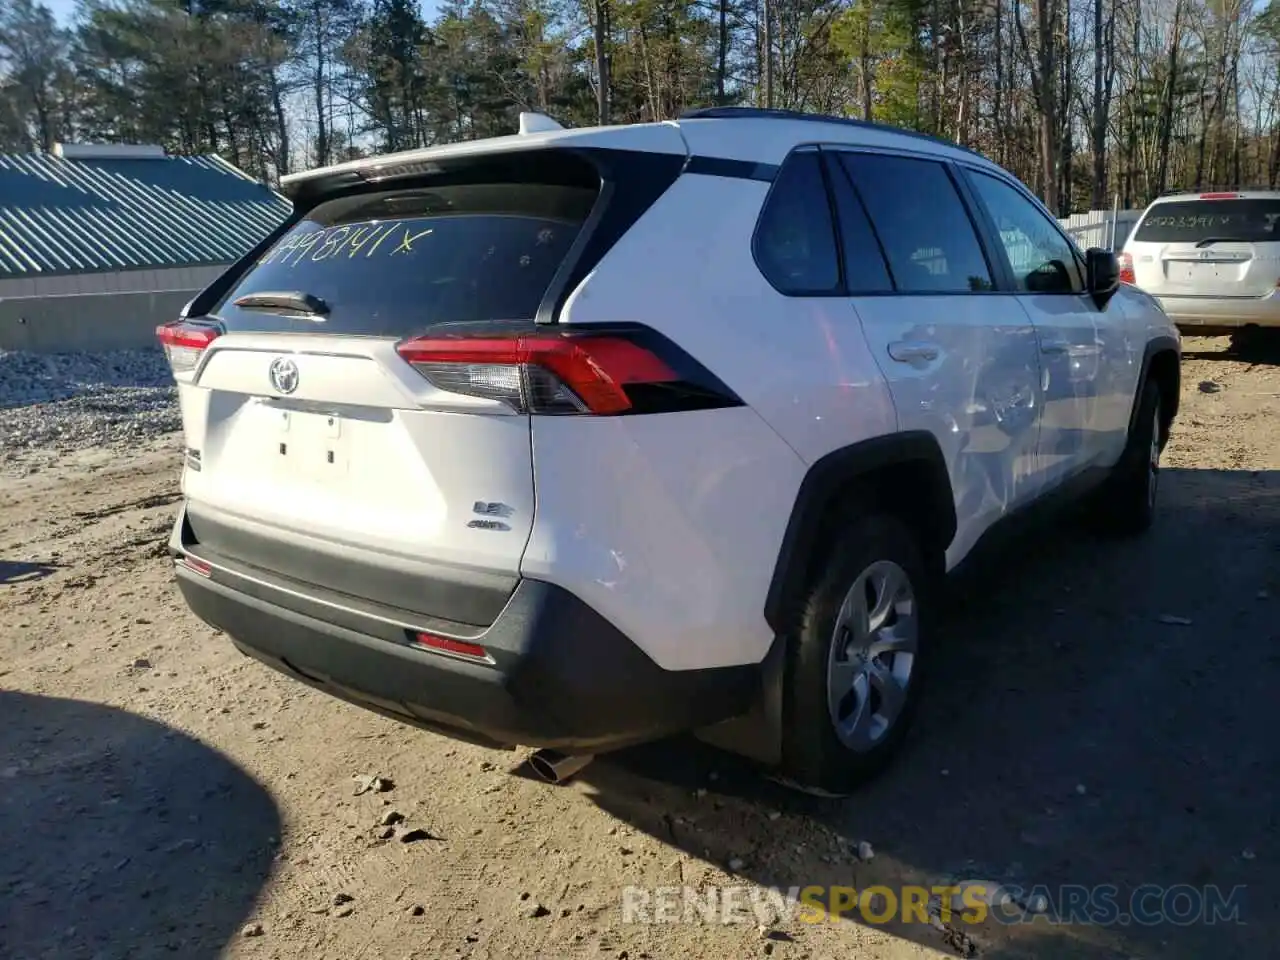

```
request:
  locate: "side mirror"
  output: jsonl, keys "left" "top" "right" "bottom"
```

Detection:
{"left": 1085, "top": 247, "right": 1120, "bottom": 306}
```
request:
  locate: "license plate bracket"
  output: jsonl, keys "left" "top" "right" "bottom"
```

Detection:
{"left": 1167, "top": 261, "right": 1218, "bottom": 284}
{"left": 270, "top": 408, "right": 350, "bottom": 485}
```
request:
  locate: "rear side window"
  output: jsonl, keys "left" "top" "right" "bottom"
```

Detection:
{"left": 215, "top": 182, "right": 597, "bottom": 335}
{"left": 838, "top": 153, "right": 994, "bottom": 293}
{"left": 1132, "top": 198, "right": 1280, "bottom": 244}
{"left": 825, "top": 158, "right": 894, "bottom": 293}
{"left": 753, "top": 151, "right": 841, "bottom": 295}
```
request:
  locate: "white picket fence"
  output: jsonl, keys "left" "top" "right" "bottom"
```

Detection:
{"left": 992, "top": 209, "right": 1142, "bottom": 272}
{"left": 1057, "top": 209, "right": 1143, "bottom": 251}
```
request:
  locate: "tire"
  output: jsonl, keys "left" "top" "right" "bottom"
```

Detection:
{"left": 1228, "top": 326, "right": 1262, "bottom": 354}
{"left": 1092, "top": 376, "right": 1163, "bottom": 537}
{"left": 1229, "top": 325, "right": 1278, "bottom": 360}
{"left": 778, "top": 513, "right": 935, "bottom": 796}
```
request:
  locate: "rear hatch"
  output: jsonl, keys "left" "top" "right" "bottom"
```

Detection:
{"left": 161, "top": 142, "right": 686, "bottom": 628}
{"left": 1126, "top": 194, "right": 1280, "bottom": 298}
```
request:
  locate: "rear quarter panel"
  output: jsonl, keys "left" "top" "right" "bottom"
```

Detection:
{"left": 522, "top": 410, "right": 806, "bottom": 671}
{"left": 559, "top": 172, "right": 898, "bottom": 466}
{"left": 521, "top": 172, "right": 896, "bottom": 671}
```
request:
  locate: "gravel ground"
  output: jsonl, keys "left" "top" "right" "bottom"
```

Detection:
{"left": 0, "top": 348, "right": 179, "bottom": 470}
{"left": 0, "top": 335, "right": 1276, "bottom": 960}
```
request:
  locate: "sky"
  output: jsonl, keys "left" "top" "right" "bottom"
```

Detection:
{"left": 46, "top": 0, "right": 77, "bottom": 23}
{"left": 44, "top": 0, "right": 444, "bottom": 26}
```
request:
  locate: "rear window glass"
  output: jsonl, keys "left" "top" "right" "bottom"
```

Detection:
{"left": 1132, "top": 198, "right": 1280, "bottom": 243}
{"left": 215, "top": 183, "right": 597, "bottom": 335}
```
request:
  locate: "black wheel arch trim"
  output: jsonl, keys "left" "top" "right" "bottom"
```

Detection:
{"left": 1131, "top": 334, "right": 1181, "bottom": 439}
{"left": 763, "top": 431, "right": 957, "bottom": 634}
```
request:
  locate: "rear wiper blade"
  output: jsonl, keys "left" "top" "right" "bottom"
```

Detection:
{"left": 1194, "top": 237, "right": 1244, "bottom": 248}
{"left": 232, "top": 291, "right": 330, "bottom": 318}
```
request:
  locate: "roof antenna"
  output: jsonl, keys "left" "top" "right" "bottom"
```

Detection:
{"left": 518, "top": 112, "right": 565, "bottom": 135}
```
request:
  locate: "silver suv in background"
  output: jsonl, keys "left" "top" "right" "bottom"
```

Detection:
{"left": 1121, "top": 190, "right": 1280, "bottom": 344}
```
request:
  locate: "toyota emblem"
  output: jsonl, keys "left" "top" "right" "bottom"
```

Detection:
{"left": 268, "top": 357, "right": 299, "bottom": 394}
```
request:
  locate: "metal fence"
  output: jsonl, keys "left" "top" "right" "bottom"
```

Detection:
{"left": 1058, "top": 210, "right": 1143, "bottom": 251}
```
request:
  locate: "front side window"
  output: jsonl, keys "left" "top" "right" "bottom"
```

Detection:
{"left": 838, "top": 153, "right": 993, "bottom": 293}
{"left": 968, "top": 171, "right": 1083, "bottom": 294}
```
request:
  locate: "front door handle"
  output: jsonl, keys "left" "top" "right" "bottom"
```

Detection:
{"left": 887, "top": 340, "right": 940, "bottom": 364}
{"left": 1040, "top": 338, "right": 1071, "bottom": 354}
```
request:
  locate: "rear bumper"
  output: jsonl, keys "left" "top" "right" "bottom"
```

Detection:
{"left": 170, "top": 510, "right": 758, "bottom": 753}
{"left": 1154, "top": 291, "right": 1280, "bottom": 328}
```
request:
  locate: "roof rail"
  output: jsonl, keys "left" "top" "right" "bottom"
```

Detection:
{"left": 1157, "top": 185, "right": 1280, "bottom": 197}
{"left": 678, "top": 106, "right": 987, "bottom": 159}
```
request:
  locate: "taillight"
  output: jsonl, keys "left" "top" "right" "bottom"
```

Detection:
{"left": 1118, "top": 252, "right": 1136, "bottom": 285}
{"left": 1198, "top": 192, "right": 1240, "bottom": 200}
{"left": 395, "top": 324, "right": 742, "bottom": 416}
{"left": 156, "top": 320, "right": 220, "bottom": 374}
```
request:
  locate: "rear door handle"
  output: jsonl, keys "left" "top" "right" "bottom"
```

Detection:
{"left": 887, "top": 341, "right": 940, "bottom": 364}
{"left": 1040, "top": 338, "right": 1071, "bottom": 354}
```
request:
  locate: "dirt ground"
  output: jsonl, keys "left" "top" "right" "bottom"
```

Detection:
{"left": 2, "top": 335, "right": 1276, "bottom": 960}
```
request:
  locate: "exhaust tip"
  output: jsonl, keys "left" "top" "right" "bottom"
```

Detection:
{"left": 528, "top": 749, "right": 594, "bottom": 784}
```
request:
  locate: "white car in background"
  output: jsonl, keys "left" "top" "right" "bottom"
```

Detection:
{"left": 1121, "top": 189, "right": 1280, "bottom": 347}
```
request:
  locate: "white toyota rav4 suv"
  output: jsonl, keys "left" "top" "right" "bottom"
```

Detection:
{"left": 160, "top": 107, "right": 1181, "bottom": 795}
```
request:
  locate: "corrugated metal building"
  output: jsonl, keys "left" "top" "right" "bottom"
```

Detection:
{"left": 0, "top": 143, "right": 292, "bottom": 352}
